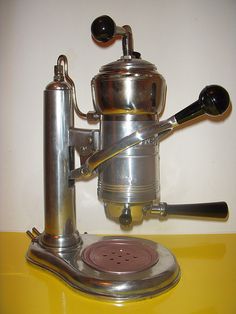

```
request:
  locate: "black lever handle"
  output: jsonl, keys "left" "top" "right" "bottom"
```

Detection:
{"left": 161, "top": 201, "right": 228, "bottom": 218}
{"left": 175, "top": 85, "right": 230, "bottom": 124}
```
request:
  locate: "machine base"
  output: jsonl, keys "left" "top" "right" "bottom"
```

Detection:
{"left": 26, "top": 234, "right": 180, "bottom": 301}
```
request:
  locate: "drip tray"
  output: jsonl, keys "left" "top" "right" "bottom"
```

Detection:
{"left": 82, "top": 238, "right": 159, "bottom": 274}
{"left": 27, "top": 235, "right": 180, "bottom": 300}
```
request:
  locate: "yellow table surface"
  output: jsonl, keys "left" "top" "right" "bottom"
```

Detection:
{"left": 0, "top": 232, "right": 236, "bottom": 314}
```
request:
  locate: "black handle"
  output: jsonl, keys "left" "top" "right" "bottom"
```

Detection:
{"left": 175, "top": 85, "right": 230, "bottom": 124}
{"left": 91, "top": 15, "right": 116, "bottom": 43}
{"left": 165, "top": 201, "right": 228, "bottom": 218}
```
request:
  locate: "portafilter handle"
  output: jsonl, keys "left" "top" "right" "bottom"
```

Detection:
{"left": 150, "top": 202, "right": 228, "bottom": 219}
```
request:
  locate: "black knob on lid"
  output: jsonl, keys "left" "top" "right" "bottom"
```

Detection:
{"left": 91, "top": 15, "right": 116, "bottom": 43}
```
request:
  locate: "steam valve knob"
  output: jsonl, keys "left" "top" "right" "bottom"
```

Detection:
{"left": 91, "top": 15, "right": 116, "bottom": 43}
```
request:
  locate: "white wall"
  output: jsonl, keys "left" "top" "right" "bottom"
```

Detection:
{"left": 0, "top": 0, "right": 235, "bottom": 234}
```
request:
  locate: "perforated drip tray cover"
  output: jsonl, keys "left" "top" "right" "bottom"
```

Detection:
{"left": 81, "top": 237, "right": 159, "bottom": 274}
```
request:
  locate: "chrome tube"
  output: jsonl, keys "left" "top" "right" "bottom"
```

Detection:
{"left": 41, "top": 71, "right": 80, "bottom": 248}
{"left": 122, "top": 25, "right": 134, "bottom": 57}
{"left": 57, "top": 55, "right": 87, "bottom": 120}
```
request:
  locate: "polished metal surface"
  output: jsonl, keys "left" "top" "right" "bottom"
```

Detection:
{"left": 98, "top": 115, "right": 160, "bottom": 203}
{"left": 91, "top": 58, "right": 166, "bottom": 115}
{"left": 42, "top": 73, "right": 80, "bottom": 248}
{"left": 69, "top": 128, "right": 99, "bottom": 166}
{"left": 121, "top": 25, "right": 134, "bottom": 57}
{"left": 79, "top": 115, "right": 177, "bottom": 177}
{"left": 57, "top": 55, "right": 99, "bottom": 122}
{"left": 96, "top": 114, "right": 160, "bottom": 222}
{"left": 26, "top": 15, "right": 229, "bottom": 300}
{"left": 26, "top": 234, "right": 180, "bottom": 300}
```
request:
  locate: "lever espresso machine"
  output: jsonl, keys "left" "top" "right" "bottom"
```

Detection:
{"left": 26, "top": 15, "right": 230, "bottom": 300}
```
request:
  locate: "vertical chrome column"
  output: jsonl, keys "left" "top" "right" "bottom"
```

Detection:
{"left": 41, "top": 65, "right": 80, "bottom": 248}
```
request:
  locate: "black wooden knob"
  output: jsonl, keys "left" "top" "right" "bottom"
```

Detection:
{"left": 91, "top": 15, "right": 116, "bottom": 43}
{"left": 175, "top": 85, "right": 230, "bottom": 124}
{"left": 199, "top": 85, "right": 230, "bottom": 116}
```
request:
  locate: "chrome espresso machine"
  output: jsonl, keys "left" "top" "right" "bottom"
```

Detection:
{"left": 26, "top": 15, "right": 230, "bottom": 300}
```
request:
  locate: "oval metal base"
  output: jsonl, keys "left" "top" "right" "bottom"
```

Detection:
{"left": 26, "top": 234, "right": 180, "bottom": 301}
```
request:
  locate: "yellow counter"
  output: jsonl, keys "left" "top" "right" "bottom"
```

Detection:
{"left": 1, "top": 232, "right": 236, "bottom": 314}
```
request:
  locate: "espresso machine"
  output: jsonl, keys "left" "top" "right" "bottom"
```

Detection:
{"left": 26, "top": 15, "right": 230, "bottom": 300}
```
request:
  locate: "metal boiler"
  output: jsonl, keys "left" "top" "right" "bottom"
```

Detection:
{"left": 26, "top": 16, "right": 230, "bottom": 300}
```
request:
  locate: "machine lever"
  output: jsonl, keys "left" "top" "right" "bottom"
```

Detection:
{"left": 175, "top": 85, "right": 230, "bottom": 124}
